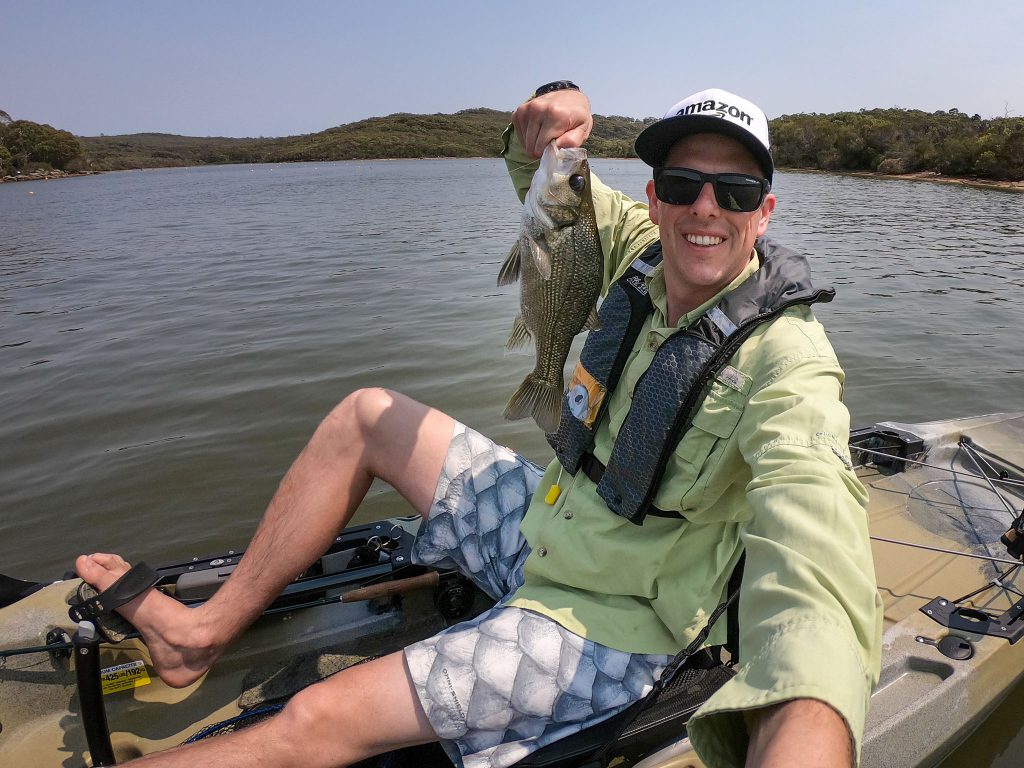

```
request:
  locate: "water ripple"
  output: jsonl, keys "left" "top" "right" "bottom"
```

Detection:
{"left": 1, "top": 159, "right": 1021, "bottom": 576}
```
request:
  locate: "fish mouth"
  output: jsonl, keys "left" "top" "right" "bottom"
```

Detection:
{"left": 684, "top": 233, "right": 724, "bottom": 247}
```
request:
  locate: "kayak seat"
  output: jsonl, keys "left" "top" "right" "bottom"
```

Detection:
{"left": 0, "top": 572, "right": 46, "bottom": 609}
{"left": 513, "top": 648, "right": 735, "bottom": 768}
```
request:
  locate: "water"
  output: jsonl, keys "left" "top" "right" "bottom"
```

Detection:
{"left": 2, "top": 160, "right": 1023, "bottom": 765}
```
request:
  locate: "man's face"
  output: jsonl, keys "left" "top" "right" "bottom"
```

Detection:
{"left": 646, "top": 133, "right": 776, "bottom": 314}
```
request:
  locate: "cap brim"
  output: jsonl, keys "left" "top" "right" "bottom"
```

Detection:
{"left": 634, "top": 114, "right": 774, "bottom": 181}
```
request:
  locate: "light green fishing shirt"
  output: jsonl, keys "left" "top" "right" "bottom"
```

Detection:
{"left": 500, "top": 127, "right": 882, "bottom": 767}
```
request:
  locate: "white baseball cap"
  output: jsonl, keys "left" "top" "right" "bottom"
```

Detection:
{"left": 634, "top": 88, "right": 773, "bottom": 180}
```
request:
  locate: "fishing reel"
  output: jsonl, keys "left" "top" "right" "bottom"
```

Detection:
{"left": 433, "top": 574, "right": 479, "bottom": 620}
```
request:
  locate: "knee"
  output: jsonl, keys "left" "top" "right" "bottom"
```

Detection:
{"left": 324, "top": 387, "right": 397, "bottom": 441}
{"left": 270, "top": 684, "right": 354, "bottom": 766}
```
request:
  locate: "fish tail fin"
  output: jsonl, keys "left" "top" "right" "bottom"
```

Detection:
{"left": 497, "top": 242, "right": 522, "bottom": 286}
{"left": 504, "top": 374, "right": 563, "bottom": 433}
{"left": 506, "top": 314, "right": 531, "bottom": 350}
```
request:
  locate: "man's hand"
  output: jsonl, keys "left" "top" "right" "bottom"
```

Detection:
{"left": 511, "top": 89, "right": 593, "bottom": 158}
{"left": 745, "top": 698, "right": 853, "bottom": 768}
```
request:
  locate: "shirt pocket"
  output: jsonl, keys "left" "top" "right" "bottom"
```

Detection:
{"left": 653, "top": 374, "right": 749, "bottom": 516}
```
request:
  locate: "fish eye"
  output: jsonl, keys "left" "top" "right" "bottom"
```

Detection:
{"left": 568, "top": 174, "right": 586, "bottom": 192}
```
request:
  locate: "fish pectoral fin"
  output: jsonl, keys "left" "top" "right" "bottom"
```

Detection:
{"left": 497, "top": 242, "right": 522, "bottom": 287}
{"left": 528, "top": 239, "right": 553, "bottom": 280}
{"left": 584, "top": 306, "right": 601, "bottom": 331}
{"left": 506, "top": 314, "right": 531, "bottom": 350}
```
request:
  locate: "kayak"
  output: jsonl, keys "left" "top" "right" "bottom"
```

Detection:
{"left": 2, "top": 413, "right": 1024, "bottom": 767}
{"left": 856, "top": 413, "right": 1024, "bottom": 768}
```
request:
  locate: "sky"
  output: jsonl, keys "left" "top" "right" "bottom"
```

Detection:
{"left": 2, "top": 0, "right": 1022, "bottom": 138}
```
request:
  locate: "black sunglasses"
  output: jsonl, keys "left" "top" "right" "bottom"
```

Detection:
{"left": 653, "top": 167, "right": 770, "bottom": 213}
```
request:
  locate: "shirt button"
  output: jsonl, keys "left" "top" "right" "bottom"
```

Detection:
{"left": 563, "top": 511, "right": 573, "bottom": 520}
{"left": 537, "top": 547, "right": 548, "bottom": 557}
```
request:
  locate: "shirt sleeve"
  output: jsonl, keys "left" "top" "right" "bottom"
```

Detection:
{"left": 686, "top": 315, "right": 884, "bottom": 768}
{"left": 500, "top": 123, "right": 660, "bottom": 292}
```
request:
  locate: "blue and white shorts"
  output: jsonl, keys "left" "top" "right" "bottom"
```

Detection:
{"left": 404, "top": 423, "right": 671, "bottom": 768}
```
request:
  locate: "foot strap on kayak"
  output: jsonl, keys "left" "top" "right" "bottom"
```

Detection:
{"left": 68, "top": 562, "right": 160, "bottom": 643}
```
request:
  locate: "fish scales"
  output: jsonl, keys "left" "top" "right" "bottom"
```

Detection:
{"left": 498, "top": 142, "right": 604, "bottom": 433}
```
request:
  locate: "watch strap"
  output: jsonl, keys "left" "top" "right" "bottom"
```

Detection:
{"left": 533, "top": 80, "right": 580, "bottom": 99}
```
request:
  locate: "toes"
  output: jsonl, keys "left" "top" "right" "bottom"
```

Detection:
{"left": 92, "top": 553, "right": 131, "bottom": 572}
{"left": 74, "top": 553, "right": 132, "bottom": 590}
{"left": 75, "top": 554, "right": 100, "bottom": 579}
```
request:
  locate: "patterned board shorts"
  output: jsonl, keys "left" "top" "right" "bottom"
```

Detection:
{"left": 404, "top": 423, "right": 671, "bottom": 768}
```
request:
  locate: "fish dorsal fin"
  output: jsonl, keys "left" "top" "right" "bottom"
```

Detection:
{"left": 497, "top": 242, "right": 522, "bottom": 287}
{"left": 529, "top": 238, "right": 552, "bottom": 280}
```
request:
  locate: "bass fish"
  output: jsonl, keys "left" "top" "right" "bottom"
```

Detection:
{"left": 498, "top": 142, "right": 604, "bottom": 433}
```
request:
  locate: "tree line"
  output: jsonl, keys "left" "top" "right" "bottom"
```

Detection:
{"left": 2, "top": 106, "right": 1022, "bottom": 182}
{"left": 772, "top": 108, "right": 1024, "bottom": 181}
{"left": 0, "top": 114, "right": 83, "bottom": 174}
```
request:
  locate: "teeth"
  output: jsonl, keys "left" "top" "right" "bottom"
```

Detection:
{"left": 685, "top": 234, "right": 723, "bottom": 246}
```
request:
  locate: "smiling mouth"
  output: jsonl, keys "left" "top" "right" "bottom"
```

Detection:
{"left": 685, "top": 234, "right": 723, "bottom": 247}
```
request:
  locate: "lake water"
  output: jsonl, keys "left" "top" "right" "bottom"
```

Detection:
{"left": 2, "top": 159, "right": 1023, "bottom": 766}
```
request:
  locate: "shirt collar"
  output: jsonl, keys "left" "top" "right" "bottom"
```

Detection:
{"left": 648, "top": 248, "right": 760, "bottom": 329}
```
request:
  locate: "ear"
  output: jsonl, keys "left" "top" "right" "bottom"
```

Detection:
{"left": 755, "top": 192, "right": 776, "bottom": 237}
{"left": 646, "top": 179, "right": 660, "bottom": 225}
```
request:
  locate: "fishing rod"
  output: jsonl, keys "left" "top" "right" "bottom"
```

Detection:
{"left": 0, "top": 570, "right": 450, "bottom": 662}
{"left": 857, "top": 435, "right": 1024, "bottom": 557}
{"left": 856, "top": 430, "right": 1024, "bottom": 643}
{"left": 869, "top": 536, "right": 1024, "bottom": 568}
{"left": 853, "top": 444, "right": 1024, "bottom": 491}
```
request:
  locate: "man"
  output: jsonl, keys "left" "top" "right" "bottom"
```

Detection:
{"left": 76, "top": 84, "right": 881, "bottom": 768}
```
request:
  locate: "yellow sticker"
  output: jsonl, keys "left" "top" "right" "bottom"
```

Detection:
{"left": 100, "top": 659, "right": 152, "bottom": 695}
{"left": 566, "top": 363, "right": 606, "bottom": 428}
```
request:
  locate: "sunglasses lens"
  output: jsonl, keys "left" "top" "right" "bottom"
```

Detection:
{"left": 655, "top": 169, "right": 766, "bottom": 212}
{"left": 714, "top": 175, "right": 765, "bottom": 212}
{"left": 654, "top": 170, "right": 703, "bottom": 206}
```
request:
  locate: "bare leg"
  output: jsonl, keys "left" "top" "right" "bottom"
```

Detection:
{"left": 76, "top": 388, "right": 456, "bottom": 687}
{"left": 117, "top": 651, "right": 438, "bottom": 767}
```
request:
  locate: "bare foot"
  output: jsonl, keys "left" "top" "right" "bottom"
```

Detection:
{"left": 75, "top": 553, "right": 222, "bottom": 688}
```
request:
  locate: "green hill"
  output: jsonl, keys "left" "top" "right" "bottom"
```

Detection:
{"left": 3, "top": 105, "right": 1023, "bottom": 183}
{"left": 75, "top": 110, "right": 656, "bottom": 171}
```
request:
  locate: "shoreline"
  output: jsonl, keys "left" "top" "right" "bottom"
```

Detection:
{"left": 5, "top": 162, "right": 1023, "bottom": 193}
{"left": 779, "top": 166, "right": 1024, "bottom": 193}
{"left": 3, "top": 168, "right": 102, "bottom": 183}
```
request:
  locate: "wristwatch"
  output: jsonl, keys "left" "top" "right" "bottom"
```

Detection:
{"left": 533, "top": 80, "right": 580, "bottom": 99}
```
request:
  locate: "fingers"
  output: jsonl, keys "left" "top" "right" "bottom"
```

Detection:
{"left": 556, "top": 122, "right": 593, "bottom": 150}
{"left": 512, "top": 90, "right": 593, "bottom": 158}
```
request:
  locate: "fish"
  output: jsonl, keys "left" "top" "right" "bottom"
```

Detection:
{"left": 497, "top": 141, "right": 604, "bottom": 433}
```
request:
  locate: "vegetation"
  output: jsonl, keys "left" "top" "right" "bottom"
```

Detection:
{"left": 2, "top": 105, "right": 1022, "bottom": 184}
{"left": 72, "top": 110, "right": 654, "bottom": 171}
{"left": 0, "top": 118, "right": 83, "bottom": 174}
{"left": 772, "top": 108, "right": 1024, "bottom": 181}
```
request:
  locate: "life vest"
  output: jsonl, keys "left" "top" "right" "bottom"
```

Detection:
{"left": 547, "top": 237, "right": 835, "bottom": 524}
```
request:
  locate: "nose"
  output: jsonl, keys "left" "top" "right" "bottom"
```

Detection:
{"left": 689, "top": 180, "right": 720, "bottom": 216}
